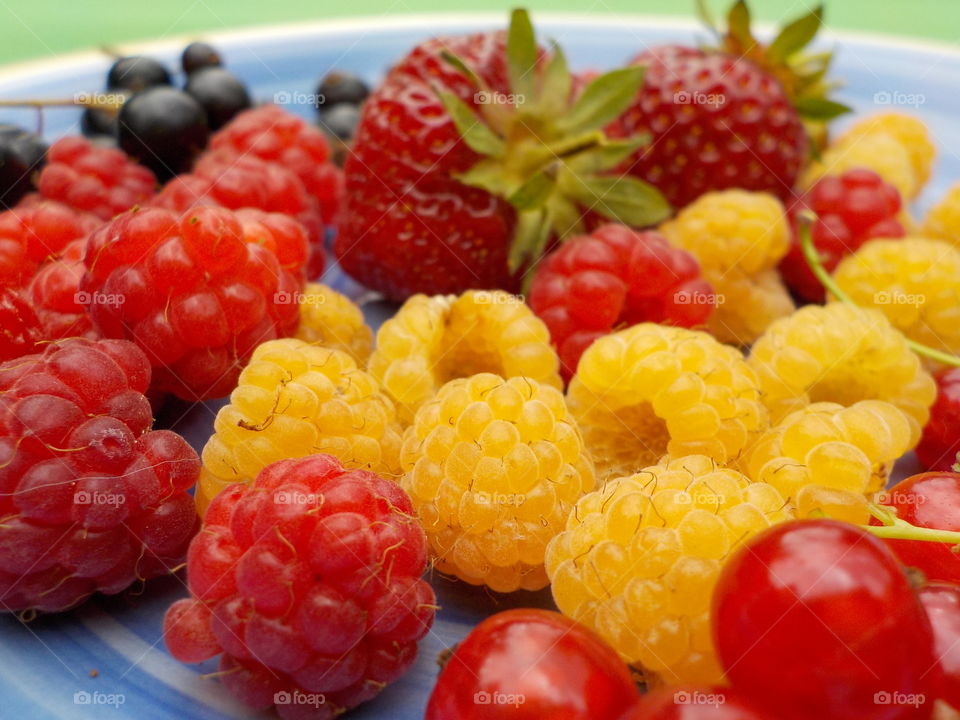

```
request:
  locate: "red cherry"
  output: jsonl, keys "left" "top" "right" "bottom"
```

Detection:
{"left": 714, "top": 519, "right": 938, "bottom": 720}
{"left": 875, "top": 473, "right": 960, "bottom": 584}
{"left": 919, "top": 584, "right": 960, "bottom": 710}
{"left": 917, "top": 368, "right": 960, "bottom": 473}
{"left": 618, "top": 686, "right": 777, "bottom": 720}
{"left": 425, "top": 609, "right": 639, "bottom": 720}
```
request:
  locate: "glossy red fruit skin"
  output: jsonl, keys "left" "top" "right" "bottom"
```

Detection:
{"left": 917, "top": 369, "right": 960, "bottom": 473}
{"left": 608, "top": 45, "right": 807, "bottom": 209}
{"left": 0, "top": 287, "right": 42, "bottom": 360}
{"left": 919, "top": 584, "right": 960, "bottom": 710}
{"left": 618, "top": 686, "right": 777, "bottom": 720}
{"left": 714, "top": 519, "right": 938, "bottom": 720}
{"left": 876, "top": 473, "right": 960, "bottom": 584}
{"left": 781, "top": 168, "right": 905, "bottom": 303}
{"left": 426, "top": 609, "right": 639, "bottom": 720}
{"left": 529, "top": 224, "right": 714, "bottom": 380}
{"left": 336, "top": 30, "right": 525, "bottom": 301}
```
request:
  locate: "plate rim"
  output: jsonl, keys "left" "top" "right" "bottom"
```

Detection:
{"left": 0, "top": 11, "right": 958, "bottom": 87}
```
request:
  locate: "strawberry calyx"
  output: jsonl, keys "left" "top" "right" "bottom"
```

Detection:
{"left": 435, "top": 9, "right": 670, "bottom": 273}
{"left": 699, "top": 0, "right": 850, "bottom": 146}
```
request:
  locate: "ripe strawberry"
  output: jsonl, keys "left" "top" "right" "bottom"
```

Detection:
{"left": 609, "top": 2, "right": 847, "bottom": 208}
{"left": 336, "top": 10, "right": 669, "bottom": 301}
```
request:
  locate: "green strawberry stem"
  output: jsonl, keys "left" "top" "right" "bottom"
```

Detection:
{"left": 798, "top": 212, "right": 960, "bottom": 368}
{"left": 862, "top": 502, "right": 960, "bottom": 545}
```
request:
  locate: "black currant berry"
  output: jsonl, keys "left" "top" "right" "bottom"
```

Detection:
{"left": 181, "top": 41, "right": 222, "bottom": 75}
{"left": 80, "top": 106, "right": 118, "bottom": 138}
{"left": 118, "top": 87, "right": 208, "bottom": 180}
{"left": 319, "top": 103, "right": 360, "bottom": 141}
{"left": 107, "top": 56, "right": 172, "bottom": 92}
{"left": 184, "top": 67, "right": 251, "bottom": 130}
{"left": 315, "top": 71, "right": 369, "bottom": 112}
{"left": 0, "top": 125, "right": 47, "bottom": 208}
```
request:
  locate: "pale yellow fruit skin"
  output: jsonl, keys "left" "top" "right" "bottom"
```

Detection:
{"left": 568, "top": 323, "right": 768, "bottom": 480}
{"left": 748, "top": 303, "right": 936, "bottom": 446}
{"left": 369, "top": 291, "right": 561, "bottom": 424}
{"left": 546, "top": 454, "right": 793, "bottom": 686}
{"left": 400, "top": 373, "right": 594, "bottom": 593}
{"left": 196, "top": 338, "right": 402, "bottom": 514}
{"left": 922, "top": 183, "right": 960, "bottom": 247}
{"left": 294, "top": 282, "right": 373, "bottom": 365}
{"left": 832, "top": 237, "right": 960, "bottom": 368}
{"left": 841, "top": 113, "right": 935, "bottom": 192}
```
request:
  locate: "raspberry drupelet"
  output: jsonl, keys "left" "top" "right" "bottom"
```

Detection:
{"left": 368, "top": 290, "right": 561, "bottom": 424}
{"left": 0, "top": 338, "right": 200, "bottom": 613}
{"left": 80, "top": 205, "right": 308, "bottom": 401}
{"left": 0, "top": 287, "right": 42, "bottom": 361}
{"left": 164, "top": 454, "right": 435, "bottom": 719}
{"left": 529, "top": 224, "right": 714, "bottom": 381}
{"left": 400, "top": 373, "right": 596, "bottom": 593}
{"left": 293, "top": 283, "right": 373, "bottom": 365}
{"left": 35, "top": 136, "right": 157, "bottom": 220}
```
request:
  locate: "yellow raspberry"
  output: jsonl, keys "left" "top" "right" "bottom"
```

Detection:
{"left": 197, "top": 338, "right": 402, "bottom": 513}
{"left": 707, "top": 268, "right": 795, "bottom": 346}
{"left": 400, "top": 373, "right": 594, "bottom": 593}
{"left": 921, "top": 183, "right": 960, "bottom": 247}
{"left": 840, "top": 113, "right": 935, "bottom": 192}
{"left": 545, "top": 454, "right": 793, "bottom": 685}
{"left": 369, "top": 291, "right": 561, "bottom": 424}
{"left": 660, "top": 190, "right": 790, "bottom": 276}
{"left": 747, "top": 303, "right": 936, "bottom": 445}
{"left": 744, "top": 400, "right": 913, "bottom": 505}
{"left": 833, "top": 238, "right": 960, "bottom": 365}
{"left": 293, "top": 283, "right": 373, "bottom": 365}
{"left": 802, "top": 131, "right": 917, "bottom": 200}
{"left": 660, "top": 191, "right": 794, "bottom": 345}
{"left": 567, "top": 324, "right": 768, "bottom": 480}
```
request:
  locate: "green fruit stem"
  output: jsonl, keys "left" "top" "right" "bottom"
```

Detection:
{"left": 798, "top": 212, "right": 960, "bottom": 368}
{"left": 863, "top": 502, "right": 960, "bottom": 545}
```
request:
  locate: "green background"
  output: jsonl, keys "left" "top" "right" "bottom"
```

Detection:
{"left": 0, "top": 0, "right": 957, "bottom": 65}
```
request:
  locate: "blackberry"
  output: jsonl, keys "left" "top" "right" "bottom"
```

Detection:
{"left": 184, "top": 67, "right": 251, "bottom": 130}
{"left": 118, "top": 87, "right": 209, "bottom": 180}
{"left": 181, "top": 41, "right": 222, "bottom": 75}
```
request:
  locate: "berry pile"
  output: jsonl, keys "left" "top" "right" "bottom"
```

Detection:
{"left": 567, "top": 323, "right": 768, "bottom": 479}
{"left": 197, "top": 338, "right": 402, "bottom": 512}
{"left": 660, "top": 190, "right": 794, "bottom": 345}
{"left": 81, "top": 205, "right": 307, "bottom": 400}
{"left": 369, "top": 291, "right": 561, "bottom": 424}
{"left": 546, "top": 454, "right": 792, "bottom": 684}
{"left": 529, "top": 224, "right": 714, "bottom": 380}
{"left": 0, "top": 338, "right": 199, "bottom": 613}
{"left": 780, "top": 168, "right": 905, "bottom": 303}
{"left": 165, "top": 454, "right": 435, "bottom": 718}
{"left": 400, "top": 373, "right": 595, "bottom": 593}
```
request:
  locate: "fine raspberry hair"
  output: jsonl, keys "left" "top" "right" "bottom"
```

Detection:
{"left": 164, "top": 454, "right": 436, "bottom": 719}
{"left": 0, "top": 338, "right": 200, "bottom": 613}
{"left": 529, "top": 224, "right": 714, "bottom": 381}
{"left": 80, "top": 205, "right": 308, "bottom": 400}
{"left": 36, "top": 136, "right": 157, "bottom": 220}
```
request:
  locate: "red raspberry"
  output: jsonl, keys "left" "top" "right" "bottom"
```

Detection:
{"left": 0, "top": 338, "right": 201, "bottom": 613}
{"left": 35, "top": 137, "right": 157, "bottom": 220}
{"left": 0, "top": 287, "right": 42, "bottom": 361}
{"left": 164, "top": 454, "right": 435, "bottom": 719}
{"left": 209, "top": 105, "right": 344, "bottom": 226}
{"left": 781, "top": 168, "right": 905, "bottom": 303}
{"left": 0, "top": 198, "right": 100, "bottom": 289}
{"left": 917, "top": 368, "right": 960, "bottom": 472}
{"left": 529, "top": 224, "right": 715, "bottom": 380}
{"left": 80, "top": 205, "right": 308, "bottom": 400}
{"left": 26, "top": 239, "right": 97, "bottom": 342}
{"left": 153, "top": 151, "right": 325, "bottom": 280}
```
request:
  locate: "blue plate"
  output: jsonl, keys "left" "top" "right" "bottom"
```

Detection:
{"left": 0, "top": 14, "right": 950, "bottom": 719}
